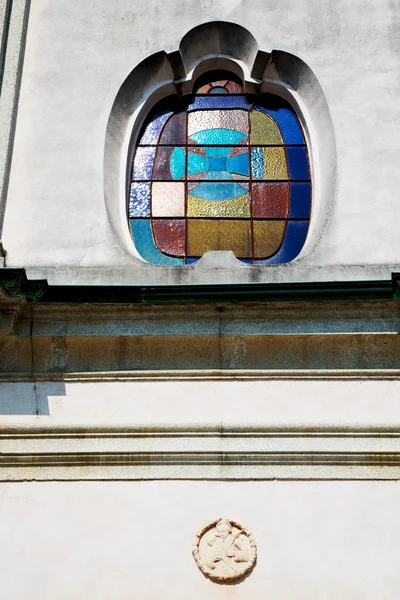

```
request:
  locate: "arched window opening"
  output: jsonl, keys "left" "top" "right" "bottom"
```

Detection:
{"left": 129, "top": 71, "right": 311, "bottom": 265}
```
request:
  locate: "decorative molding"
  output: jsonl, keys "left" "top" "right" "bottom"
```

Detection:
{"left": 2, "top": 369, "right": 400, "bottom": 382}
{"left": 0, "top": 268, "right": 397, "bottom": 302}
{"left": 1, "top": 288, "right": 400, "bottom": 374}
{"left": 104, "top": 21, "right": 336, "bottom": 281}
{"left": 0, "top": 0, "right": 30, "bottom": 237}
{"left": 1, "top": 424, "right": 400, "bottom": 480}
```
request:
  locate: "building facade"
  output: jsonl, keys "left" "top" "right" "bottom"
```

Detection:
{"left": 1, "top": 1, "right": 400, "bottom": 598}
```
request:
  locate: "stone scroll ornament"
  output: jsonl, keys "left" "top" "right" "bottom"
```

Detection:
{"left": 192, "top": 518, "right": 257, "bottom": 583}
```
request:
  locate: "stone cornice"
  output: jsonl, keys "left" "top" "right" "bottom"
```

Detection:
{"left": 1, "top": 423, "right": 400, "bottom": 480}
{"left": 1, "top": 369, "right": 400, "bottom": 382}
{"left": 0, "top": 268, "right": 398, "bottom": 303}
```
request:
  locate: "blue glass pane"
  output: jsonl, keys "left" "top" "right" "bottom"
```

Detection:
{"left": 251, "top": 147, "right": 264, "bottom": 179}
{"left": 189, "top": 181, "right": 248, "bottom": 200}
{"left": 256, "top": 220, "right": 309, "bottom": 264}
{"left": 208, "top": 157, "right": 227, "bottom": 171}
{"left": 129, "top": 182, "right": 150, "bottom": 217}
{"left": 132, "top": 147, "right": 156, "bottom": 180}
{"left": 170, "top": 147, "right": 186, "bottom": 179}
{"left": 190, "top": 129, "right": 246, "bottom": 145}
{"left": 255, "top": 106, "right": 304, "bottom": 144}
{"left": 186, "top": 257, "right": 200, "bottom": 264}
{"left": 287, "top": 147, "right": 310, "bottom": 180}
{"left": 239, "top": 258, "right": 253, "bottom": 264}
{"left": 228, "top": 153, "right": 249, "bottom": 177}
{"left": 188, "top": 96, "right": 252, "bottom": 110}
{"left": 130, "top": 219, "right": 184, "bottom": 265}
{"left": 139, "top": 112, "right": 172, "bottom": 144}
{"left": 289, "top": 182, "right": 311, "bottom": 218}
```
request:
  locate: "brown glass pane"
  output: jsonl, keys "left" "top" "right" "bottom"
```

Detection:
{"left": 152, "top": 146, "right": 181, "bottom": 180}
{"left": 187, "top": 219, "right": 251, "bottom": 257}
{"left": 210, "top": 80, "right": 229, "bottom": 88}
{"left": 252, "top": 183, "right": 290, "bottom": 218}
{"left": 253, "top": 220, "right": 286, "bottom": 258}
{"left": 197, "top": 83, "right": 211, "bottom": 93}
{"left": 152, "top": 219, "right": 186, "bottom": 256}
{"left": 225, "top": 81, "right": 244, "bottom": 93}
{"left": 159, "top": 112, "right": 186, "bottom": 145}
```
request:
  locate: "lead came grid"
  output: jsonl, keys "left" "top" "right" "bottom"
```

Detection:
{"left": 129, "top": 81, "right": 311, "bottom": 265}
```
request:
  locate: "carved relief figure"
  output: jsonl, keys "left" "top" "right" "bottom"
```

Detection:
{"left": 193, "top": 518, "right": 256, "bottom": 583}
{"left": 207, "top": 519, "right": 250, "bottom": 570}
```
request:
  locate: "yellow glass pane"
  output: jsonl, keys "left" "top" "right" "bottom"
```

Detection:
{"left": 253, "top": 220, "right": 286, "bottom": 258}
{"left": 250, "top": 110, "right": 283, "bottom": 145}
{"left": 263, "top": 147, "right": 288, "bottom": 180}
{"left": 187, "top": 220, "right": 251, "bottom": 256}
{"left": 187, "top": 193, "right": 250, "bottom": 218}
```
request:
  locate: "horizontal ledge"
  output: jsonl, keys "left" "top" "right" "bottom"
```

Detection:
{"left": 2, "top": 468, "right": 398, "bottom": 480}
{"left": 1, "top": 459, "right": 400, "bottom": 481}
{"left": 2, "top": 422, "right": 400, "bottom": 437}
{"left": 0, "top": 268, "right": 398, "bottom": 302}
{"left": 1, "top": 369, "right": 400, "bottom": 382}
{"left": 2, "top": 452, "right": 400, "bottom": 468}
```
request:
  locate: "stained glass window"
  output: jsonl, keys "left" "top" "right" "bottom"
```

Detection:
{"left": 129, "top": 74, "right": 311, "bottom": 265}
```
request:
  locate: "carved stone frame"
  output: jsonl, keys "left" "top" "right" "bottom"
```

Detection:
{"left": 104, "top": 21, "right": 336, "bottom": 276}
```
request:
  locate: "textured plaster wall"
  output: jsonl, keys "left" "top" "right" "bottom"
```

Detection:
{"left": 2, "top": 0, "right": 400, "bottom": 281}
{"left": 1, "top": 480, "right": 400, "bottom": 599}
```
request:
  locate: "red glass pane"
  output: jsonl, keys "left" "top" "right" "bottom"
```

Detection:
{"left": 252, "top": 182, "right": 290, "bottom": 218}
{"left": 152, "top": 219, "right": 186, "bottom": 256}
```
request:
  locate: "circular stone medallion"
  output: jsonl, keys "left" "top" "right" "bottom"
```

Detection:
{"left": 192, "top": 518, "right": 257, "bottom": 583}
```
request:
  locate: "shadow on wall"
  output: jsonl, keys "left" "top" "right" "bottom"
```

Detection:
{"left": 0, "top": 381, "right": 66, "bottom": 415}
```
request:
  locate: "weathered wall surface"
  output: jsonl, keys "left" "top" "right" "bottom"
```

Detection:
{"left": 1, "top": 0, "right": 400, "bottom": 283}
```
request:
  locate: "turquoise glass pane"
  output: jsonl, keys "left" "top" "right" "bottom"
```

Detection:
{"left": 251, "top": 147, "right": 264, "bottom": 179}
{"left": 130, "top": 219, "right": 184, "bottom": 265}
{"left": 170, "top": 148, "right": 186, "bottom": 179}
{"left": 204, "top": 171, "right": 233, "bottom": 181}
{"left": 203, "top": 146, "right": 232, "bottom": 157}
{"left": 189, "top": 181, "right": 248, "bottom": 200}
{"left": 190, "top": 128, "right": 246, "bottom": 146}
{"left": 187, "top": 151, "right": 208, "bottom": 176}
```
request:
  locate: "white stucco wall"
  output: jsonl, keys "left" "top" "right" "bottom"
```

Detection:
{"left": 2, "top": 0, "right": 400, "bottom": 283}
{"left": 1, "top": 3, "right": 399, "bottom": 597}
{"left": 1, "top": 480, "right": 399, "bottom": 599}
{"left": 1, "top": 378, "right": 400, "bottom": 426}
